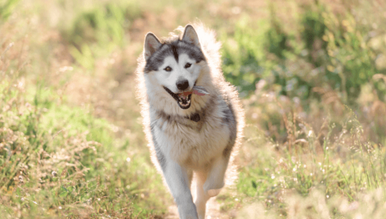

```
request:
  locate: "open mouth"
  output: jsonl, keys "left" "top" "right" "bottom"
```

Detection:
{"left": 163, "top": 86, "right": 192, "bottom": 109}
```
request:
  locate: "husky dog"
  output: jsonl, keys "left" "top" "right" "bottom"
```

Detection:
{"left": 136, "top": 24, "right": 244, "bottom": 219}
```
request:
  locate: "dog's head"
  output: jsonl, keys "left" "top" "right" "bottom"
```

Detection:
{"left": 143, "top": 25, "right": 207, "bottom": 110}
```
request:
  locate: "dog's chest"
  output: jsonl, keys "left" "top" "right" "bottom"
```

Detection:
{"left": 152, "top": 110, "right": 230, "bottom": 167}
{"left": 171, "top": 121, "right": 229, "bottom": 166}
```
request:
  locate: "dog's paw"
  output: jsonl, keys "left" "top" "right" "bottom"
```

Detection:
{"left": 178, "top": 203, "right": 198, "bottom": 219}
{"left": 207, "top": 188, "right": 222, "bottom": 197}
{"left": 203, "top": 179, "right": 224, "bottom": 196}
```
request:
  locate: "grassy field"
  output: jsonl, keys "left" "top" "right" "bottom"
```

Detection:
{"left": 1, "top": 0, "right": 386, "bottom": 218}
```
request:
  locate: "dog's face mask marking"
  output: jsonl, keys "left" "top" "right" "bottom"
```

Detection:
{"left": 143, "top": 25, "right": 207, "bottom": 110}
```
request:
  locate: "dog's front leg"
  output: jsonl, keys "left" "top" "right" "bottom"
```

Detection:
{"left": 203, "top": 155, "right": 229, "bottom": 197}
{"left": 163, "top": 159, "right": 198, "bottom": 219}
{"left": 195, "top": 171, "right": 210, "bottom": 219}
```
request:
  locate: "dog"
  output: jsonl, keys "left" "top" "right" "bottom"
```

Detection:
{"left": 136, "top": 23, "right": 244, "bottom": 219}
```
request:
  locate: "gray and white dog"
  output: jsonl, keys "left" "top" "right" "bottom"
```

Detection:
{"left": 136, "top": 24, "right": 244, "bottom": 219}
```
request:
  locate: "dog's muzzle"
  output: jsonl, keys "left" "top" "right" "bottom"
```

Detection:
{"left": 163, "top": 86, "right": 192, "bottom": 109}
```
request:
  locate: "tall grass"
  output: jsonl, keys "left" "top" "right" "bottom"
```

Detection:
{"left": 228, "top": 92, "right": 386, "bottom": 218}
{"left": 1, "top": 0, "right": 386, "bottom": 218}
{"left": 0, "top": 6, "right": 168, "bottom": 218}
{"left": 218, "top": 1, "right": 386, "bottom": 217}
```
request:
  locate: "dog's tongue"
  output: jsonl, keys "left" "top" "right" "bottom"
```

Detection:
{"left": 178, "top": 86, "right": 209, "bottom": 98}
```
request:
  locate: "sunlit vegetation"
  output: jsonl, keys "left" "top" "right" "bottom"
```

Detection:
{"left": 1, "top": 0, "right": 386, "bottom": 218}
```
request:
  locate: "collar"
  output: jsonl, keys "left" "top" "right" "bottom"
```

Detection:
{"left": 186, "top": 113, "right": 200, "bottom": 122}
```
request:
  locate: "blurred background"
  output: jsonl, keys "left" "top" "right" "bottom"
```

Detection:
{"left": 1, "top": 0, "right": 386, "bottom": 218}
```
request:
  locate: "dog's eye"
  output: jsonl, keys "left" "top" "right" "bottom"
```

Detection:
{"left": 184, "top": 63, "right": 192, "bottom": 68}
{"left": 164, "top": 66, "right": 172, "bottom": 72}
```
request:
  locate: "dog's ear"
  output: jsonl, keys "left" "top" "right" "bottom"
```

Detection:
{"left": 144, "top": 33, "right": 161, "bottom": 60}
{"left": 182, "top": 25, "right": 201, "bottom": 48}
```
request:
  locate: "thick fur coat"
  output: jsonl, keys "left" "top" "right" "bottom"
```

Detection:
{"left": 136, "top": 24, "right": 244, "bottom": 219}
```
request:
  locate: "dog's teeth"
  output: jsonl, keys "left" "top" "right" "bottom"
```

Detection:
{"left": 177, "top": 93, "right": 191, "bottom": 108}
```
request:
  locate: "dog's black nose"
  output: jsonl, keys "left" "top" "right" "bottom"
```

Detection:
{"left": 176, "top": 79, "right": 189, "bottom": 90}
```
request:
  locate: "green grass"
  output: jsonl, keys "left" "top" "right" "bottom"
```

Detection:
{"left": 0, "top": 18, "right": 168, "bottom": 217}
{"left": 1, "top": 0, "right": 386, "bottom": 218}
{"left": 225, "top": 108, "right": 386, "bottom": 218}
{"left": 0, "top": 82, "right": 168, "bottom": 218}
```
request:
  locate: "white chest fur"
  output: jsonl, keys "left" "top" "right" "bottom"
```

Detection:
{"left": 150, "top": 100, "right": 231, "bottom": 168}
